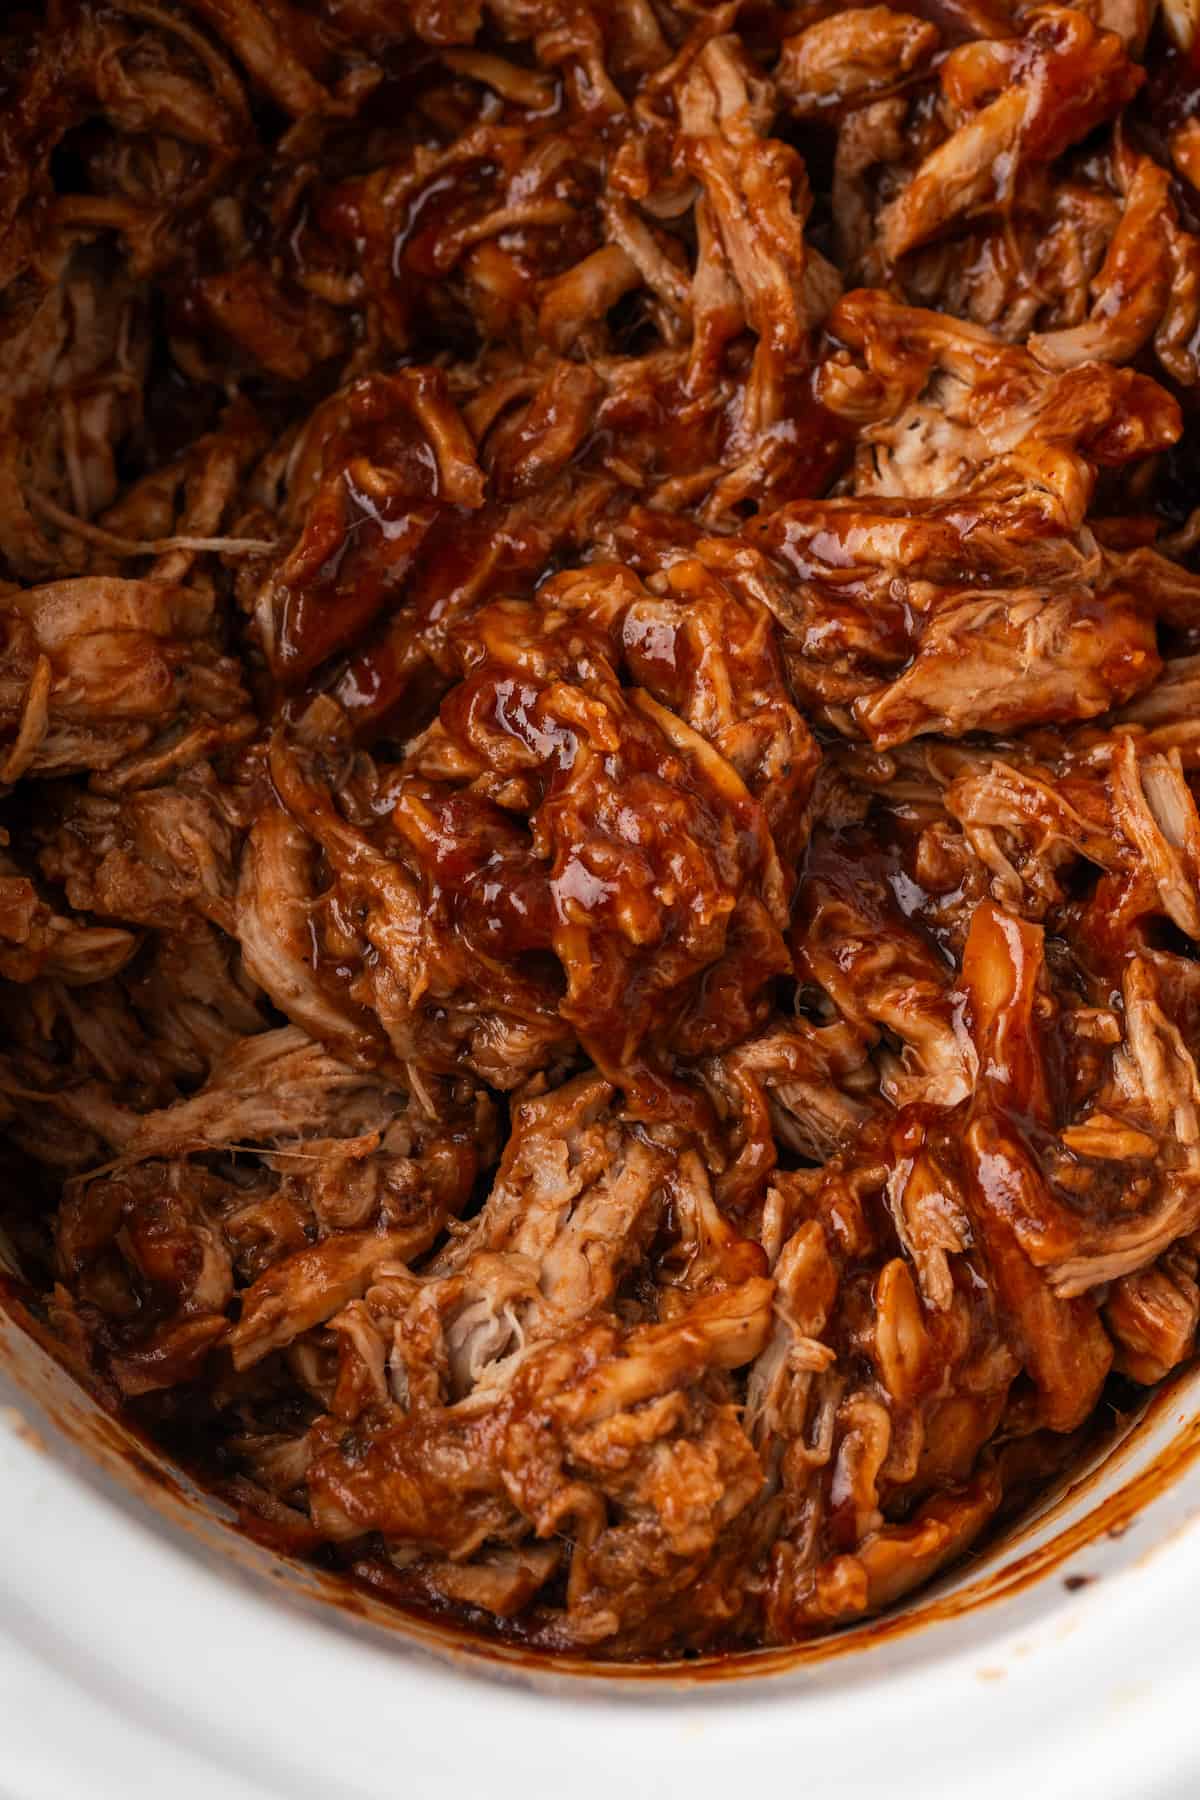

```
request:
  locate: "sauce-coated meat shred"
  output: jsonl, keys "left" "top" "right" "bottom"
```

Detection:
{"left": 4, "top": 0, "right": 1200, "bottom": 1658}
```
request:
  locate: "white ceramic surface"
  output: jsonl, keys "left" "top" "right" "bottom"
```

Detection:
{"left": 1, "top": 1295, "right": 1198, "bottom": 1800}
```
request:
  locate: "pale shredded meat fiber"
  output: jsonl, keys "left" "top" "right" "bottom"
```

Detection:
{"left": 6, "top": 0, "right": 1200, "bottom": 1660}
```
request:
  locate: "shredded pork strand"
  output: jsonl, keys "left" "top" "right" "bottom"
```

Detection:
{"left": 2, "top": 0, "right": 1200, "bottom": 1661}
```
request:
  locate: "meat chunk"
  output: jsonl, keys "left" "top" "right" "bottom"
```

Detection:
{"left": 403, "top": 1073, "right": 673, "bottom": 1400}
{"left": 309, "top": 1286, "right": 772, "bottom": 1650}
{"left": 816, "top": 290, "right": 1180, "bottom": 527}
{"left": 252, "top": 370, "right": 485, "bottom": 685}
{"left": 231, "top": 1223, "right": 444, "bottom": 1371}
{"left": 855, "top": 581, "right": 1159, "bottom": 747}
{"left": 38, "top": 775, "right": 243, "bottom": 934}
{"left": 0, "top": 578, "right": 254, "bottom": 778}
{"left": 1029, "top": 155, "right": 1174, "bottom": 372}
{"left": 1105, "top": 1253, "right": 1200, "bottom": 1384}
{"left": 778, "top": 10, "right": 939, "bottom": 118}
{"left": 797, "top": 831, "right": 974, "bottom": 1107}
{"left": 118, "top": 1027, "right": 424, "bottom": 1157}
{"left": 879, "top": 8, "right": 1140, "bottom": 261}
{"left": 0, "top": 854, "right": 136, "bottom": 985}
{"left": 959, "top": 902, "right": 1113, "bottom": 1428}
{"left": 263, "top": 581, "right": 793, "bottom": 1110}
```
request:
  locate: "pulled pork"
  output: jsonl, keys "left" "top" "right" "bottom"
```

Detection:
{"left": 3, "top": 0, "right": 1200, "bottom": 1659}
